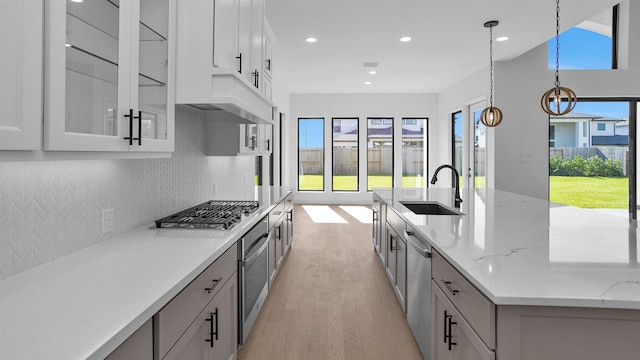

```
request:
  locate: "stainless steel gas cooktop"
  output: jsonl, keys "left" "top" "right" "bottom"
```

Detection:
{"left": 154, "top": 200, "right": 260, "bottom": 230}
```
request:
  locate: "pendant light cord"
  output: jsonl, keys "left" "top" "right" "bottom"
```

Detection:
{"left": 489, "top": 24, "right": 494, "bottom": 108}
{"left": 555, "top": 0, "right": 560, "bottom": 88}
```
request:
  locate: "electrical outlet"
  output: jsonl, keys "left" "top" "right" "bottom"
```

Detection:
{"left": 102, "top": 208, "right": 115, "bottom": 234}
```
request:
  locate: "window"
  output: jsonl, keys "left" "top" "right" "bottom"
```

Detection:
{"left": 402, "top": 118, "right": 428, "bottom": 187}
{"left": 452, "top": 111, "right": 463, "bottom": 187}
{"left": 332, "top": 118, "right": 358, "bottom": 191}
{"left": 474, "top": 110, "right": 486, "bottom": 189}
{"left": 549, "top": 100, "right": 630, "bottom": 215}
{"left": 547, "top": 5, "right": 618, "bottom": 70}
{"left": 368, "top": 118, "right": 393, "bottom": 190}
{"left": 298, "top": 118, "right": 324, "bottom": 191}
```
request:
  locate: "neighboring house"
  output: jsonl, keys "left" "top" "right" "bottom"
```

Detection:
{"left": 549, "top": 112, "right": 627, "bottom": 148}
{"left": 332, "top": 119, "right": 425, "bottom": 148}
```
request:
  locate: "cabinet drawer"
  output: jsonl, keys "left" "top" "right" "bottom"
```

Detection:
{"left": 386, "top": 207, "right": 405, "bottom": 235}
{"left": 156, "top": 242, "right": 238, "bottom": 359}
{"left": 432, "top": 250, "right": 495, "bottom": 349}
{"left": 269, "top": 201, "right": 285, "bottom": 229}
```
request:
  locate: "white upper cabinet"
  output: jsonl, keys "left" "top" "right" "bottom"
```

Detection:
{"left": 0, "top": 0, "right": 43, "bottom": 150}
{"left": 249, "top": 0, "right": 264, "bottom": 90}
{"left": 176, "top": 0, "right": 273, "bottom": 125}
{"left": 212, "top": 0, "right": 239, "bottom": 70}
{"left": 44, "top": 0, "right": 175, "bottom": 152}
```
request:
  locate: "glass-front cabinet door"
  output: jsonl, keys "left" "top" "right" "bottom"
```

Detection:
{"left": 44, "top": 0, "right": 174, "bottom": 152}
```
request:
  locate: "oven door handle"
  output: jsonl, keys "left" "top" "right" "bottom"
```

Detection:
{"left": 242, "top": 233, "right": 270, "bottom": 265}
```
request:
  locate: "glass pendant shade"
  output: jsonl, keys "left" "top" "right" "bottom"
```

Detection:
{"left": 480, "top": 106, "right": 503, "bottom": 127}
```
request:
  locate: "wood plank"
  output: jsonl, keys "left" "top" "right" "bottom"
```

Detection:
{"left": 238, "top": 205, "right": 423, "bottom": 359}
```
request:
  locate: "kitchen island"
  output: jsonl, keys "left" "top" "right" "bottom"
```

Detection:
{"left": 374, "top": 187, "right": 640, "bottom": 359}
{"left": 0, "top": 186, "right": 291, "bottom": 360}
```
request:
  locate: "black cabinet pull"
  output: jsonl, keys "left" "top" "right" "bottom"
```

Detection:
{"left": 205, "top": 277, "right": 223, "bottom": 294}
{"left": 441, "top": 279, "right": 459, "bottom": 295}
{"left": 236, "top": 53, "right": 242, "bottom": 74}
{"left": 252, "top": 70, "right": 259, "bottom": 88}
{"left": 443, "top": 310, "right": 449, "bottom": 343}
{"left": 286, "top": 210, "right": 293, "bottom": 222}
{"left": 447, "top": 314, "right": 457, "bottom": 350}
{"left": 372, "top": 210, "right": 378, "bottom": 221}
{"left": 389, "top": 235, "right": 396, "bottom": 252}
{"left": 266, "top": 139, "right": 270, "bottom": 151}
{"left": 135, "top": 110, "right": 142, "bottom": 145}
{"left": 123, "top": 110, "right": 141, "bottom": 145}
{"left": 205, "top": 308, "right": 219, "bottom": 348}
{"left": 266, "top": 58, "right": 271, "bottom": 71}
{"left": 123, "top": 109, "right": 134, "bottom": 145}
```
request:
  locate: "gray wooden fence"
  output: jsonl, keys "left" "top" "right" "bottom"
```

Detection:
{"left": 299, "top": 147, "right": 425, "bottom": 175}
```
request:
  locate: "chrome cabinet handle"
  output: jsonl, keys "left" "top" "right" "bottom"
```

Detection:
{"left": 441, "top": 279, "right": 459, "bottom": 295}
{"left": 205, "top": 277, "right": 223, "bottom": 294}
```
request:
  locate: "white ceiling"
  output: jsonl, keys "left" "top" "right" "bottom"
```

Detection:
{"left": 265, "top": 0, "right": 620, "bottom": 94}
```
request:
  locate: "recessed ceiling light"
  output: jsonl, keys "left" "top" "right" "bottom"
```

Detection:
{"left": 400, "top": 36, "right": 412, "bottom": 42}
{"left": 496, "top": 36, "right": 510, "bottom": 42}
{"left": 369, "top": 70, "right": 377, "bottom": 75}
{"left": 364, "top": 81, "right": 372, "bottom": 85}
{"left": 305, "top": 37, "right": 318, "bottom": 43}
{"left": 70, "top": 0, "right": 84, "bottom": 3}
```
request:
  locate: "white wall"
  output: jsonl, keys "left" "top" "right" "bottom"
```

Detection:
{"left": 0, "top": 106, "right": 255, "bottom": 281}
{"left": 288, "top": 93, "right": 437, "bottom": 203}
{"left": 435, "top": 0, "right": 640, "bottom": 199}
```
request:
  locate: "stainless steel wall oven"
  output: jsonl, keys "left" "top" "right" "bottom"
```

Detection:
{"left": 238, "top": 216, "right": 270, "bottom": 344}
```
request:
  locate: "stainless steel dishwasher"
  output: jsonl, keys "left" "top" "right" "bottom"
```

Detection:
{"left": 404, "top": 225, "right": 432, "bottom": 359}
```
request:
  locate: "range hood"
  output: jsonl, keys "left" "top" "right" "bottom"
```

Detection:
{"left": 176, "top": 68, "right": 274, "bottom": 125}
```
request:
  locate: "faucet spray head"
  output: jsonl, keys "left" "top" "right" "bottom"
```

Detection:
{"left": 430, "top": 175, "right": 438, "bottom": 185}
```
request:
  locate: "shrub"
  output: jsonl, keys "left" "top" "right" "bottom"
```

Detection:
{"left": 549, "top": 155, "right": 624, "bottom": 177}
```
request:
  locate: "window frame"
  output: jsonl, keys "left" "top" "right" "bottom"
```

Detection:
{"left": 367, "top": 117, "right": 394, "bottom": 191}
{"left": 298, "top": 117, "right": 325, "bottom": 192}
{"left": 401, "top": 117, "right": 429, "bottom": 188}
{"left": 331, "top": 117, "right": 359, "bottom": 192}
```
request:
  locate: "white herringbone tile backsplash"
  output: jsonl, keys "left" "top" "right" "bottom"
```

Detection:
{"left": 0, "top": 106, "right": 255, "bottom": 281}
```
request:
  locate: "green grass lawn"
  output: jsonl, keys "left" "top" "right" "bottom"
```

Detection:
{"left": 298, "top": 175, "right": 425, "bottom": 191}
{"left": 300, "top": 174, "right": 628, "bottom": 209}
{"left": 550, "top": 176, "right": 627, "bottom": 208}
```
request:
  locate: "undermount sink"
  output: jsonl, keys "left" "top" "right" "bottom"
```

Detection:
{"left": 400, "top": 201, "right": 463, "bottom": 216}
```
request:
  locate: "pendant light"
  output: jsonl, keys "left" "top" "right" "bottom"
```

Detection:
{"left": 541, "top": 0, "right": 577, "bottom": 115}
{"left": 480, "top": 20, "right": 503, "bottom": 127}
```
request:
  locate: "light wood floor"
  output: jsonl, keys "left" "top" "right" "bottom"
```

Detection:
{"left": 238, "top": 204, "right": 423, "bottom": 360}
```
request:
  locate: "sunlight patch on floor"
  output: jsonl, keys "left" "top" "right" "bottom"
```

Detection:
{"left": 339, "top": 205, "right": 373, "bottom": 224}
{"left": 301, "top": 205, "right": 348, "bottom": 223}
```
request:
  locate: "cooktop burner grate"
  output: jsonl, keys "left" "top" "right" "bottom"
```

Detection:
{"left": 155, "top": 200, "right": 260, "bottom": 229}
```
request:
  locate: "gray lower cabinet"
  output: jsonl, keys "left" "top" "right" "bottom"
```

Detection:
{"left": 432, "top": 280, "right": 494, "bottom": 360}
{"left": 105, "top": 319, "right": 153, "bottom": 360}
{"left": 268, "top": 193, "right": 293, "bottom": 288}
{"left": 385, "top": 208, "right": 408, "bottom": 312}
{"left": 155, "top": 243, "right": 238, "bottom": 360}
{"left": 433, "top": 249, "right": 640, "bottom": 360}
{"left": 163, "top": 273, "right": 238, "bottom": 360}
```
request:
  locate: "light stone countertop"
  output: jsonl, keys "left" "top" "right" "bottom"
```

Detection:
{"left": 374, "top": 187, "right": 640, "bottom": 310}
{"left": 0, "top": 187, "right": 291, "bottom": 360}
